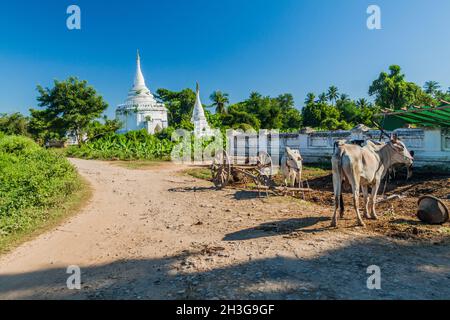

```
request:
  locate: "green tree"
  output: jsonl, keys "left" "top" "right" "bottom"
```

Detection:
{"left": 276, "top": 94, "right": 301, "bottom": 131}
{"left": 320, "top": 118, "right": 352, "bottom": 131}
{"left": 222, "top": 104, "right": 261, "bottom": 130}
{"left": 318, "top": 93, "right": 328, "bottom": 104}
{"left": 276, "top": 94, "right": 294, "bottom": 111}
{"left": 338, "top": 100, "right": 360, "bottom": 124}
{"left": 369, "top": 65, "right": 434, "bottom": 110}
{"left": 244, "top": 92, "right": 282, "bottom": 129}
{"left": 156, "top": 88, "right": 196, "bottom": 128}
{"left": 424, "top": 81, "right": 440, "bottom": 96}
{"left": 357, "top": 103, "right": 380, "bottom": 127}
{"left": 29, "top": 77, "right": 108, "bottom": 145}
{"left": 302, "top": 100, "right": 340, "bottom": 129}
{"left": 355, "top": 98, "right": 370, "bottom": 109}
{"left": 305, "top": 93, "right": 316, "bottom": 105}
{"left": 209, "top": 91, "right": 229, "bottom": 114}
{"left": 0, "top": 113, "right": 30, "bottom": 136}
{"left": 205, "top": 111, "right": 223, "bottom": 129}
{"left": 337, "top": 94, "right": 350, "bottom": 106}
{"left": 85, "top": 116, "right": 122, "bottom": 142}
{"left": 282, "top": 108, "right": 302, "bottom": 131}
{"left": 327, "top": 86, "right": 339, "bottom": 105}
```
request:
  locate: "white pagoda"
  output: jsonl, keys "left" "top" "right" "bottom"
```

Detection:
{"left": 116, "top": 51, "right": 168, "bottom": 134}
{"left": 191, "top": 83, "right": 212, "bottom": 137}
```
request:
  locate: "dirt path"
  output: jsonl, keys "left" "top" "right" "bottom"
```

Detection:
{"left": 0, "top": 159, "right": 449, "bottom": 300}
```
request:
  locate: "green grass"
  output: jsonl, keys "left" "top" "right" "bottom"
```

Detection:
{"left": 184, "top": 168, "right": 212, "bottom": 180}
{"left": 111, "top": 159, "right": 169, "bottom": 170}
{"left": 302, "top": 164, "right": 331, "bottom": 179}
{"left": 0, "top": 135, "right": 90, "bottom": 254}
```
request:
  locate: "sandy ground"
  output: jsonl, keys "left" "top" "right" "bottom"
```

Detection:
{"left": 0, "top": 159, "right": 449, "bottom": 300}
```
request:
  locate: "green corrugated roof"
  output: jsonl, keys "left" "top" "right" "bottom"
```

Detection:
{"left": 378, "top": 105, "right": 450, "bottom": 128}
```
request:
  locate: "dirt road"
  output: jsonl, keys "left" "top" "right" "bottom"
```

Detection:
{"left": 0, "top": 159, "right": 449, "bottom": 299}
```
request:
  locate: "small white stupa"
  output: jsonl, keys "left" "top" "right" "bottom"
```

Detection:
{"left": 191, "top": 82, "right": 212, "bottom": 137}
{"left": 116, "top": 51, "right": 169, "bottom": 134}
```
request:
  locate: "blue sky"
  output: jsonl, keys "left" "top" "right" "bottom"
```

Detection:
{"left": 1, "top": 0, "right": 449, "bottom": 118}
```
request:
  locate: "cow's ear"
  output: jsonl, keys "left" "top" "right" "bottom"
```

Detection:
{"left": 391, "top": 142, "right": 405, "bottom": 152}
{"left": 390, "top": 133, "right": 398, "bottom": 143}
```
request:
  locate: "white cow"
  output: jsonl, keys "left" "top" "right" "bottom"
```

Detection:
{"left": 331, "top": 137, "right": 414, "bottom": 227}
{"left": 281, "top": 147, "right": 303, "bottom": 188}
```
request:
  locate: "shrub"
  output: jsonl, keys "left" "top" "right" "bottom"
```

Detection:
{"left": 66, "top": 129, "right": 174, "bottom": 160}
{"left": 0, "top": 136, "right": 81, "bottom": 237}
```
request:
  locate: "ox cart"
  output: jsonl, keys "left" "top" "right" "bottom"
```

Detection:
{"left": 209, "top": 150, "right": 312, "bottom": 197}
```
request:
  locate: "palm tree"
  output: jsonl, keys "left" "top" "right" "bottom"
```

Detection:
{"left": 318, "top": 93, "right": 328, "bottom": 104}
{"left": 249, "top": 91, "right": 262, "bottom": 101}
{"left": 209, "top": 91, "right": 230, "bottom": 114}
{"left": 356, "top": 98, "right": 370, "bottom": 109}
{"left": 305, "top": 92, "right": 316, "bottom": 105}
{"left": 424, "top": 81, "right": 440, "bottom": 96}
{"left": 327, "top": 86, "right": 339, "bottom": 105}
{"left": 338, "top": 94, "right": 350, "bottom": 104}
{"left": 305, "top": 93, "right": 316, "bottom": 105}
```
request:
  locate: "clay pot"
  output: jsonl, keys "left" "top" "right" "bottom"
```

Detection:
{"left": 417, "top": 196, "right": 449, "bottom": 225}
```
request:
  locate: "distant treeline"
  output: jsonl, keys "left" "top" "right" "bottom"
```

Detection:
{"left": 1, "top": 65, "right": 448, "bottom": 146}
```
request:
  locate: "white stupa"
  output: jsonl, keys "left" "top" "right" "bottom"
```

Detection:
{"left": 191, "top": 83, "right": 212, "bottom": 137}
{"left": 116, "top": 51, "right": 168, "bottom": 134}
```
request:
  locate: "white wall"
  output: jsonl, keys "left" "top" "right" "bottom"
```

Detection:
{"left": 229, "top": 127, "right": 450, "bottom": 170}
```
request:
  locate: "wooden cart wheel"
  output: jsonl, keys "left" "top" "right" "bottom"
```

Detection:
{"left": 257, "top": 151, "right": 273, "bottom": 176}
{"left": 211, "top": 150, "right": 231, "bottom": 189}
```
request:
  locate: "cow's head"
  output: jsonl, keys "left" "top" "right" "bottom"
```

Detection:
{"left": 387, "top": 135, "right": 414, "bottom": 178}
{"left": 285, "top": 147, "right": 303, "bottom": 171}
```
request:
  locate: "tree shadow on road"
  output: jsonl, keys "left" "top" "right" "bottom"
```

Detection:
{"left": 168, "top": 186, "right": 217, "bottom": 193}
{"left": 223, "top": 217, "right": 330, "bottom": 241}
{"left": 0, "top": 236, "right": 449, "bottom": 300}
{"left": 232, "top": 190, "right": 266, "bottom": 200}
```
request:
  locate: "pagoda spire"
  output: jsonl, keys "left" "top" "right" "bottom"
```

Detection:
{"left": 192, "top": 82, "right": 206, "bottom": 121}
{"left": 133, "top": 49, "right": 147, "bottom": 91}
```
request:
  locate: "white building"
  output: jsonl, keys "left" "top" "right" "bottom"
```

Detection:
{"left": 192, "top": 83, "right": 213, "bottom": 137}
{"left": 116, "top": 51, "right": 168, "bottom": 134}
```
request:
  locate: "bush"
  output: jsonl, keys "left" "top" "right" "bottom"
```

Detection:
{"left": 0, "top": 135, "right": 40, "bottom": 155}
{"left": 0, "top": 135, "right": 81, "bottom": 237}
{"left": 66, "top": 129, "right": 174, "bottom": 161}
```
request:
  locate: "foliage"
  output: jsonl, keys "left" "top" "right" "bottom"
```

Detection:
{"left": 369, "top": 65, "right": 434, "bottom": 110}
{"left": 327, "top": 86, "right": 339, "bottom": 105}
{"left": 219, "top": 92, "right": 302, "bottom": 131}
{"left": 0, "top": 135, "right": 81, "bottom": 238}
{"left": 221, "top": 103, "right": 261, "bottom": 130}
{"left": 209, "top": 91, "right": 229, "bottom": 114}
{"left": 29, "top": 77, "right": 108, "bottom": 145}
{"left": 205, "top": 112, "right": 224, "bottom": 129}
{"left": 156, "top": 88, "right": 196, "bottom": 130}
{"left": 302, "top": 101, "right": 340, "bottom": 128}
{"left": 423, "top": 81, "right": 450, "bottom": 103}
{"left": 302, "top": 86, "right": 380, "bottom": 130}
{"left": 85, "top": 116, "right": 122, "bottom": 142}
{"left": 0, "top": 113, "right": 30, "bottom": 137}
{"left": 65, "top": 129, "right": 174, "bottom": 160}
